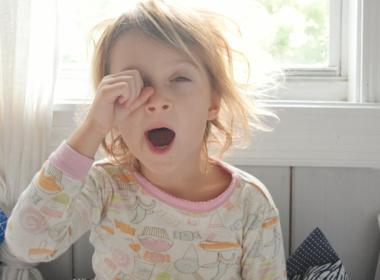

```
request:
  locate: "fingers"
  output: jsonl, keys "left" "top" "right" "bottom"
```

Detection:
{"left": 104, "top": 70, "right": 143, "bottom": 91}
{"left": 113, "top": 86, "right": 154, "bottom": 127}
{"left": 125, "top": 87, "right": 154, "bottom": 113}
{"left": 100, "top": 82, "right": 130, "bottom": 104}
{"left": 100, "top": 69, "right": 144, "bottom": 103}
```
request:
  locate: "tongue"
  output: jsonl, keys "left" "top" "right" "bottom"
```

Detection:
{"left": 147, "top": 128, "right": 175, "bottom": 147}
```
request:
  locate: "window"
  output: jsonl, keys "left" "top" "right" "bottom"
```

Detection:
{"left": 54, "top": 0, "right": 127, "bottom": 104}
{"left": 257, "top": 0, "right": 330, "bottom": 67}
{"left": 53, "top": 0, "right": 373, "bottom": 104}
{"left": 241, "top": 0, "right": 347, "bottom": 102}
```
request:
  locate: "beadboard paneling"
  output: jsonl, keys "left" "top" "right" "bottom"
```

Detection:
{"left": 37, "top": 247, "right": 73, "bottom": 280}
{"left": 292, "top": 167, "right": 380, "bottom": 280}
{"left": 73, "top": 231, "right": 94, "bottom": 279}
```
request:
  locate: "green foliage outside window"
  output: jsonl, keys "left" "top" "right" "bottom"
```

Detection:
{"left": 257, "top": 0, "right": 329, "bottom": 65}
{"left": 59, "top": 0, "right": 329, "bottom": 66}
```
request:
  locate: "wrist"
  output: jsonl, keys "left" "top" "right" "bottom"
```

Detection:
{"left": 66, "top": 120, "right": 106, "bottom": 159}
{"left": 83, "top": 119, "right": 109, "bottom": 139}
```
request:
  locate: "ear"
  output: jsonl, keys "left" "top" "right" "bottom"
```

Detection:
{"left": 207, "top": 95, "right": 221, "bottom": 121}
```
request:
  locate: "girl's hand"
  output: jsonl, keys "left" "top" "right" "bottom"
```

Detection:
{"left": 85, "top": 69, "right": 154, "bottom": 136}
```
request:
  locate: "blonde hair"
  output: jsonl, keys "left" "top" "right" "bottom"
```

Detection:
{"left": 79, "top": 0, "right": 280, "bottom": 172}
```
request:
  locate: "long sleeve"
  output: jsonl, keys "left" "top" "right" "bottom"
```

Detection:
{"left": 5, "top": 141, "right": 106, "bottom": 263}
{"left": 241, "top": 203, "right": 287, "bottom": 279}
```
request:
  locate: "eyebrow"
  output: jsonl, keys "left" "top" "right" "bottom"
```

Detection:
{"left": 170, "top": 59, "right": 199, "bottom": 69}
{"left": 121, "top": 59, "right": 199, "bottom": 72}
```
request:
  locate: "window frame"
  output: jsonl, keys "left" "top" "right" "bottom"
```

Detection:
{"left": 55, "top": 0, "right": 347, "bottom": 103}
{"left": 272, "top": 0, "right": 348, "bottom": 101}
{"left": 360, "top": 0, "right": 380, "bottom": 103}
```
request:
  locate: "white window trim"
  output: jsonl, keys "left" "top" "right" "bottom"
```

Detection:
{"left": 348, "top": 0, "right": 380, "bottom": 103}
{"left": 361, "top": 0, "right": 380, "bottom": 103}
{"left": 51, "top": 0, "right": 380, "bottom": 169}
{"left": 330, "top": 0, "right": 343, "bottom": 75}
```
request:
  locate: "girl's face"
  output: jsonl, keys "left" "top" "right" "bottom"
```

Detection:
{"left": 108, "top": 29, "right": 220, "bottom": 174}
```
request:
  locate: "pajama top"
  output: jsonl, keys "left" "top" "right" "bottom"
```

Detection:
{"left": 5, "top": 140, "right": 287, "bottom": 279}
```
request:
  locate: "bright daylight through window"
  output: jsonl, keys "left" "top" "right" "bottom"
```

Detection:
{"left": 54, "top": 0, "right": 330, "bottom": 103}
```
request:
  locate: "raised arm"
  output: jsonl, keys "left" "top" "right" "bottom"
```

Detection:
{"left": 4, "top": 137, "right": 105, "bottom": 263}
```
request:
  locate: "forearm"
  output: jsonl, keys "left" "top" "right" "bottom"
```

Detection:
{"left": 66, "top": 120, "right": 106, "bottom": 159}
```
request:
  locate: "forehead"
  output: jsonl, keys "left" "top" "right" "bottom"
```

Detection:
{"left": 108, "top": 29, "right": 202, "bottom": 74}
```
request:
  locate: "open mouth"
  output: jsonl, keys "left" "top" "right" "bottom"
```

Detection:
{"left": 145, "top": 127, "right": 176, "bottom": 151}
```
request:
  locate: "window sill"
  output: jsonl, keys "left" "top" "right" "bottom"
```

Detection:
{"left": 225, "top": 101, "right": 380, "bottom": 169}
{"left": 52, "top": 101, "right": 380, "bottom": 169}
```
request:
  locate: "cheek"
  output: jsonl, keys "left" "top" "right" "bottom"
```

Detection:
{"left": 184, "top": 111, "right": 209, "bottom": 141}
{"left": 118, "top": 107, "right": 144, "bottom": 134}
{"left": 118, "top": 122, "right": 139, "bottom": 149}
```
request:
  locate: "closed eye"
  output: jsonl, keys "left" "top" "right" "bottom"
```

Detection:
{"left": 172, "top": 76, "right": 191, "bottom": 82}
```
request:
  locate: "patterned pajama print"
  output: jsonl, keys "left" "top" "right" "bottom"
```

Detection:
{"left": 6, "top": 141, "right": 287, "bottom": 279}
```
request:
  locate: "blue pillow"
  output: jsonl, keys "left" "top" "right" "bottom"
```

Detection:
{"left": 0, "top": 209, "right": 7, "bottom": 244}
{"left": 286, "top": 227, "right": 349, "bottom": 279}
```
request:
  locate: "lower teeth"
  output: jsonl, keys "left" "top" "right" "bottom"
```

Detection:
{"left": 156, "top": 145, "right": 168, "bottom": 150}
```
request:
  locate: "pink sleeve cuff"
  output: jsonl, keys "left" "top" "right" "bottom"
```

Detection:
{"left": 48, "top": 140, "right": 95, "bottom": 181}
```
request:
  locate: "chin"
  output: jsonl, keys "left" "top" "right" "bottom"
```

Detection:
{"left": 138, "top": 155, "right": 182, "bottom": 175}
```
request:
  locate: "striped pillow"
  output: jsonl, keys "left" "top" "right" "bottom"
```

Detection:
{"left": 291, "top": 260, "right": 348, "bottom": 280}
{"left": 287, "top": 228, "right": 349, "bottom": 280}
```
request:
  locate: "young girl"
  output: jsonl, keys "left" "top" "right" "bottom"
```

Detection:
{"left": 5, "top": 0, "right": 287, "bottom": 279}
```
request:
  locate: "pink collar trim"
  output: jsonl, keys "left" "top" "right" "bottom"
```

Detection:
{"left": 131, "top": 159, "right": 239, "bottom": 213}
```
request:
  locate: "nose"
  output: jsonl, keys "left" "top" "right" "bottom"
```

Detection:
{"left": 145, "top": 88, "right": 172, "bottom": 114}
